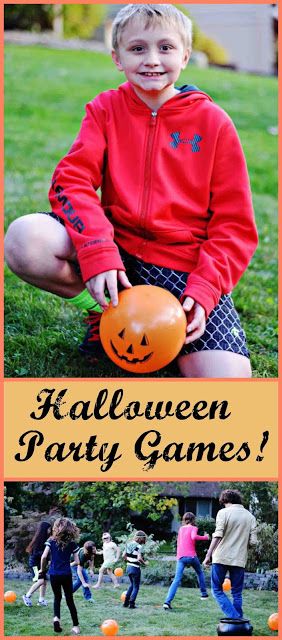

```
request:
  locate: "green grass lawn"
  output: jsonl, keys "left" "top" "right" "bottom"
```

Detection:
{"left": 4, "top": 580, "right": 278, "bottom": 636}
{"left": 4, "top": 45, "right": 278, "bottom": 378}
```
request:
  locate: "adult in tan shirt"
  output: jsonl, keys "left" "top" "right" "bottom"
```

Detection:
{"left": 203, "top": 489, "right": 257, "bottom": 619}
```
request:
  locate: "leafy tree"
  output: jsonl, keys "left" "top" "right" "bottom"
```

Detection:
{"left": 4, "top": 5, "right": 54, "bottom": 31}
{"left": 4, "top": 486, "right": 17, "bottom": 528}
{"left": 57, "top": 482, "right": 177, "bottom": 543}
{"left": 63, "top": 5, "right": 107, "bottom": 40}
{"left": 5, "top": 483, "right": 25, "bottom": 517}
{"left": 246, "top": 522, "right": 278, "bottom": 572}
{"left": 220, "top": 482, "right": 278, "bottom": 525}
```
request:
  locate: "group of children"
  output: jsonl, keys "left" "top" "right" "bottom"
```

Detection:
{"left": 22, "top": 517, "right": 148, "bottom": 635}
{"left": 21, "top": 512, "right": 212, "bottom": 635}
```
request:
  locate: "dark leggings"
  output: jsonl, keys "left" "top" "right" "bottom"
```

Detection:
{"left": 50, "top": 574, "right": 79, "bottom": 626}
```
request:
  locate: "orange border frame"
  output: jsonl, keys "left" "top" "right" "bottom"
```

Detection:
{"left": 1, "top": 1, "right": 280, "bottom": 638}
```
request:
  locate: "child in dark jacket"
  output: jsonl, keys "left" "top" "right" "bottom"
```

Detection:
{"left": 5, "top": 4, "right": 258, "bottom": 378}
{"left": 22, "top": 520, "right": 51, "bottom": 607}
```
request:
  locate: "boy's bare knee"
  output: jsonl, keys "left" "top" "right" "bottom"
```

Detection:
{"left": 5, "top": 216, "right": 43, "bottom": 275}
{"left": 178, "top": 351, "right": 252, "bottom": 379}
{"left": 5, "top": 219, "right": 24, "bottom": 272}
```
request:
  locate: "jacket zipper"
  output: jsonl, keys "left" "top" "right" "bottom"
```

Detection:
{"left": 138, "top": 111, "right": 158, "bottom": 249}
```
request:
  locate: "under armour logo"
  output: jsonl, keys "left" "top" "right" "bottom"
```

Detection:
{"left": 170, "top": 132, "right": 202, "bottom": 152}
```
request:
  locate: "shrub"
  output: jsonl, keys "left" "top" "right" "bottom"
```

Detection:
{"left": 193, "top": 30, "right": 229, "bottom": 66}
{"left": 63, "top": 5, "right": 107, "bottom": 40}
{"left": 4, "top": 5, "right": 54, "bottom": 31}
{"left": 191, "top": 517, "right": 215, "bottom": 563}
{"left": 116, "top": 523, "right": 166, "bottom": 557}
{"left": 142, "top": 559, "right": 207, "bottom": 588}
{"left": 247, "top": 522, "right": 278, "bottom": 572}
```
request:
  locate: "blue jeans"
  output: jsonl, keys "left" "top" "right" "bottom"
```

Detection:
{"left": 211, "top": 563, "right": 245, "bottom": 619}
{"left": 126, "top": 566, "right": 141, "bottom": 604}
{"left": 165, "top": 556, "right": 208, "bottom": 603}
{"left": 72, "top": 566, "right": 92, "bottom": 600}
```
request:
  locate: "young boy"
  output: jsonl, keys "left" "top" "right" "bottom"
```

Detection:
{"left": 5, "top": 4, "right": 258, "bottom": 378}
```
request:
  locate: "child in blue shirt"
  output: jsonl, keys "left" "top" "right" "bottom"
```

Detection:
{"left": 40, "top": 517, "right": 80, "bottom": 635}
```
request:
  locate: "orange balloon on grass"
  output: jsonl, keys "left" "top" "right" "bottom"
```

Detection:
{"left": 101, "top": 619, "right": 119, "bottom": 636}
{"left": 120, "top": 591, "right": 127, "bottom": 602}
{"left": 100, "top": 285, "right": 187, "bottom": 373}
{"left": 114, "top": 567, "right": 123, "bottom": 577}
{"left": 268, "top": 613, "right": 278, "bottom": 631}
{"left": 4, "top": 590, "right": 17, "bottom": 603}
{"left": 223, "top": 578, "right": 231, "bottom": 591}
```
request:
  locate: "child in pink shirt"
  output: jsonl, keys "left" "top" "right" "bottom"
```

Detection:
{"left": 163, "top": 512, "right": 209, "bottom": 609}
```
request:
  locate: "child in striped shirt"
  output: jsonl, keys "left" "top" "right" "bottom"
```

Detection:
{"left": 122, "top": 531, "right": 147, "bottom": 609}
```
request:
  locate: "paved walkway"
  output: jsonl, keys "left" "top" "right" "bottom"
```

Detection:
{"left": 5, "top": 30, "right": 107, "bottom": 53}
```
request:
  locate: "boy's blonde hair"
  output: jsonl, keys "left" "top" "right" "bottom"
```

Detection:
{"left": 112, "top": 4, "right": 192, "bottom": 53}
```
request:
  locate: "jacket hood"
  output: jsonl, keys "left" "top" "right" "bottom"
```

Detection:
{"left": 120, "top": 81, "right": 213, "bottom": 112}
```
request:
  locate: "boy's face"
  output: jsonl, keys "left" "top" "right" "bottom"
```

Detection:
{"left": 112, "top": 19, "right": 190, "bottom": 108}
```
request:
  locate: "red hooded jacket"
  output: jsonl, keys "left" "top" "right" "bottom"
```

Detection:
{"left": 49, "top": 82, "right": 258, "bottom": 317}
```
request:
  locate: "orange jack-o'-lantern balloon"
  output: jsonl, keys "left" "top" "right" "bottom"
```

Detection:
{"left": 223, "top": 578, "right": 231, "bottom": 591}
{"left": 101, "top": 619, "right": 119, "bottom": 635}
{"left": 4, "top": 590, "right": 17, "bottom": 603}
{"left": 268, "top": 613, "right": 278, "bottom": 631}
{"left": 100, "top": 285, "right": 187, "bottom": 373}
{"left": 114, "top": 567, "right": 123, "bottom": 577}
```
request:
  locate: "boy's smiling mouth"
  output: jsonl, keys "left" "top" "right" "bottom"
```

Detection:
{"left": 140, "top": 72, "right": 165, "bottom": 76}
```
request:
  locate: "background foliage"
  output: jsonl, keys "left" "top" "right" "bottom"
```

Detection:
{"left": 63, "top": 5, "right": 107, "bottom": 39}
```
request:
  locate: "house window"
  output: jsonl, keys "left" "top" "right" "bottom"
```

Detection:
{"left": 196, "top": 500, "right": 212, "bottom": 517}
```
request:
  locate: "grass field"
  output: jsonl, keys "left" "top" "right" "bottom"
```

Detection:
{"left": 4, "top": 45, "right": 278, "bottom": 378}
{"left": 4, "top": 580, "right": 278, "bottom": 636}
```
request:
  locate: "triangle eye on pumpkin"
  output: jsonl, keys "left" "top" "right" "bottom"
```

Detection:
{"left": 118, "top": 328, "right": 126, "bottom": 339}
{"left": 141, "top": 334, "right": 149, "bottom": 346}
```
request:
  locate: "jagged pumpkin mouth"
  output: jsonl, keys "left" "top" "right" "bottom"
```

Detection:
{"left": 110, "top": 328, "right": 154, "bottom": 364}
{"left": 110, "top": 340, "right": 153, "bottom": 364}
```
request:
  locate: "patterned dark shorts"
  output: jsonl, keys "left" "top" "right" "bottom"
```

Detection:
{"left": 41, "top": 212, "right": 249, "bottom": 358}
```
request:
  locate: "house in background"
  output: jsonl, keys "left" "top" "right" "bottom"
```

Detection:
{"left": 187, "top": 4, "right": 276, "bottom": 75}
{"left": 158, "top": 482, "right": 220, "bottom": 533}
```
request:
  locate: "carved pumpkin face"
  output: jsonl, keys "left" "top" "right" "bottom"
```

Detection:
{"left": 110, "top": 327, "right": 153, "bottom": 366}
{"left": 100, "top": 285, "right": 187, "bottom": 373}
